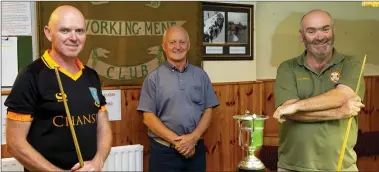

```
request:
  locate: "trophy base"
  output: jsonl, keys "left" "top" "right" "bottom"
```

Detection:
{"left": 237, "top": 168, "right": 265, "bottom": 172}
{"left": 237, "top": 155, "right": 265, "bottom": 172}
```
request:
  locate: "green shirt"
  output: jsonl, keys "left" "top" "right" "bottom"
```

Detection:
{"left": 274, "top": 49, "right": 365, "bottom": 171}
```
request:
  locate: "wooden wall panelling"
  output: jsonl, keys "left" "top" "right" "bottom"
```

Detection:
{"left": 357, "top": 156, "right": 379, "bottom": 171}
{"left": 261, "top": 80, "right": 278, "bottom": 138}
{"left": 238, "top": 81, "right": 264, "bottom": 115}
{"left": 1, "top": 144, "right": 10, "bottom": 158}
{"left": 370, "top": 76, "right": 379, "bottom": 132}
{"left": 204, "top": 84, "right": 239, "bottom": 171}
{"left": 358, "top": 76, "right": 372, "bottom": 132}
{"left": 124, "top": 87, "right": 150, "bottom": 171}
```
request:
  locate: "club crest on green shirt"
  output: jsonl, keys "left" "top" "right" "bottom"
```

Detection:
{"left": 330, "top": 70, "right": 341, "bottom": 83}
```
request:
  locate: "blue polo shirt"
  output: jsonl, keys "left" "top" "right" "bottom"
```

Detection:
{"left": 137, "top": 61, "right": 219, "bottom": 138}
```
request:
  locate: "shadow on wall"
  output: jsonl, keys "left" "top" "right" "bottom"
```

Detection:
{"left": 270, "top": 12, "right": 379, "bottom": 74}
{"left": 270, "top": 12, "right": 304, "bottom": 68}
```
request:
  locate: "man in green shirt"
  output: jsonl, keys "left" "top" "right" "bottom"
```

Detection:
{"left": 273, "top": 9, "right": 365, "bottom": 171}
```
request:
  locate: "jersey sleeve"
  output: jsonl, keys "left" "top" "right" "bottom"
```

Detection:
{"left": 4, "top": 67, "right": 38, "bottom": 122}
{"left": 274, "top": 61, "right": 300, "bottom": 109}
{"left": 336, "top": 56, "right": 365, "bottom": 100}
{"left": 91, "top": 69, "right": 107, "bottom": 112}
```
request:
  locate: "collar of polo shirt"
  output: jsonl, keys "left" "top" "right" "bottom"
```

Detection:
{"left": 163, "top": 60, "right": 189, "bottom": 73}
{"left": 296, "top": 48, "right": 344, "bottom": 67}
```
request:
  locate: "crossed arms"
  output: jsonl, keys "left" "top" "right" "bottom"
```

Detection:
{"left": 273, "top": 57, "right": 366, "bottom": 123}
{"left": 273, "top": 84, "right": 364, "bottom": 123}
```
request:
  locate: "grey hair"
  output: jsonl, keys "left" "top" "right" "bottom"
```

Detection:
{"left": 162, "top": 27, "right": 190, "bottom": 43}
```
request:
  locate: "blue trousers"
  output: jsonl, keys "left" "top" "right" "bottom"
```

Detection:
{"left": 149, "top": 138, "right": 206, "bottom": 172}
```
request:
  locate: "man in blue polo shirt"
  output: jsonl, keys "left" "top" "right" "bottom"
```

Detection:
{"left": 137, "top": 26, "right": 219, "bottom": 172}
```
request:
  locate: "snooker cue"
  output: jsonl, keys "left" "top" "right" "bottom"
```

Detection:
{"left": 336, "top": 54, "right": 366, "bottom": 171}
{"left": 54, "top": 66, "right": 84, "bottom": 168}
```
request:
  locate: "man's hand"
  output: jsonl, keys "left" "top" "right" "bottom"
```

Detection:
{"left": 337, "top": 95, "right": 365, "bottom": 119}
{"left": 176, "top": 144, "right": 196, "bottom": 159}
{"left": 70, "top": 159, "right": 102, "bottom": 172}
{"left": 273, "top": 103, "right": 298, "bottom": 123}
{"left": 187, "top": 147, "right": 196, "bottom": 158}
{"left": 174, "top": 134, "right": 199, "bottom": 158}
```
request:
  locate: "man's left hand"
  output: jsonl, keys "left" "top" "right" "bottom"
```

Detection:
{"left": 174, "top": 134, "right": 199, "bottom": 158}
{"left": 273, "top": 104, "right": 298, "bottom": 123}
{"left": 70, "top": 159, "right": 102, "bottom": 172}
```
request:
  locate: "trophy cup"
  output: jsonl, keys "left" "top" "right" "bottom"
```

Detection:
{"left": 233, "top": 110, "right": 268, "bottom": 172}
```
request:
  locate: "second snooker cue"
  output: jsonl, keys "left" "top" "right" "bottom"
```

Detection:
{"left": 336, "top": 54, "right": 366, "bottom": 171}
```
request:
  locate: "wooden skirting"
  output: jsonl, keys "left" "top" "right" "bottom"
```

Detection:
{"left": 1, "top": 76, "right": 379, "bottom": 171}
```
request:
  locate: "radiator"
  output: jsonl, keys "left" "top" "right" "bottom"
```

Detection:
{"left": 102, "top": 144, "right": 144, "bottom": 171}
{"left": 1, "top": 157, "right": 23, "bottom": 171}
{"left": 1, "top": 144, "right": 144, "bottom": 171}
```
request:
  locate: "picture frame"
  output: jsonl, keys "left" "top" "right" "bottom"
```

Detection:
{"left": 201, "top": 2, "right": 254, "bottom": 60}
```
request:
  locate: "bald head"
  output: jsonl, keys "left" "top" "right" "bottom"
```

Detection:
{"left": 298, "top": 9, "right": 335, "bottom": 60}
{"left": 300, "top": 9, "right": 333, "bottom": 30}
{"left": 48, "top": 5, "right": 85, "bottom": 29}
{"left": 44, "top": 5, "right": 86, "bottom": 59}
{"left": 163, "top": 26, "right": 190, "bottom": 43}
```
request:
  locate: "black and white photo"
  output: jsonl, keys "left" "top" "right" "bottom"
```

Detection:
{"left": 203, "top": 11, "right": 225, "bottom": 43}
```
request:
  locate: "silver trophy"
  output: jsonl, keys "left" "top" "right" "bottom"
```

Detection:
{"left": 233, "top": 110, "right": 268, "bottom": 172}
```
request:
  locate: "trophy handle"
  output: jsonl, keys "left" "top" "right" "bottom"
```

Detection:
{"left": 238, "top": 120, "right": 242, "bottom": 147}
{"left": 240, "top": 110, "right": 249, "bottom": 147}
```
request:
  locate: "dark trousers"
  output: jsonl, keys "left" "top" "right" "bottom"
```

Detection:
{"left": 149, "top": 138, "right": 206, "bottom": 172}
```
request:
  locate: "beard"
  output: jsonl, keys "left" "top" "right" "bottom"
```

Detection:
{"left": 303, "top": 33, "right": 334, "bottom": 60}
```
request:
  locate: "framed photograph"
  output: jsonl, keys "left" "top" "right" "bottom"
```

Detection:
{"left": 201, "top": 2, "right": 254, "bottom": 60}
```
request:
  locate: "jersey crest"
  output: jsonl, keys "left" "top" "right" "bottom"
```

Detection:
{"left": 89, "top": 87, "right": 100, "bottom": 107}
{"left": 330, "top": 70, "right": 341, "bottom": 83}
